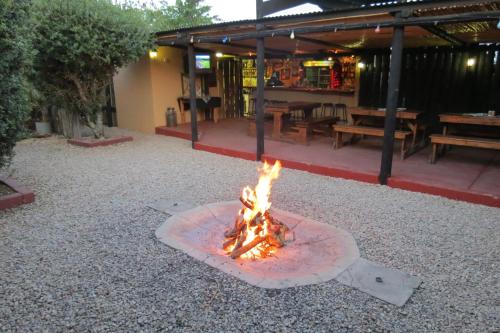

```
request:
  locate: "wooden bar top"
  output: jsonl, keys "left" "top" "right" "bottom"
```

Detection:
{"left": 439, "top": 113, "right": 500, "bottom": 127}
{"left": 264, "top": 86, "right": 355, "bottom": 95}
{"left": 266, "top": 101, "right": 321, "bottom": 113}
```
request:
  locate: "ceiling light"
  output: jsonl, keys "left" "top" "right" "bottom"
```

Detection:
{"left": 358, "top": 62, "right": 366, "bottom": 69}
{"left": 149, "top": 50, "right": 158, "bottom": 59}
{"left": 216, "top": 52, "right": 224, "bottom": 58}
{"left": 467, "top": 58, "right": 476, "bottom": 67}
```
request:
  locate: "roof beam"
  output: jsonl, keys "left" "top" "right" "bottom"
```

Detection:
{"left": 294, "top": 36, "right": 354, "bottom": 52}
{"left": 420, "top": 25, "right": 466, "bottom": 47}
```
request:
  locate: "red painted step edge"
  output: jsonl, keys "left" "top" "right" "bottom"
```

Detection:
{"left": 194, "top": 143, "right": 256, "bottom": 161}
{"left": 388, "top": 177, "right": 500, "bottom": 208}
{"left": 262, "top": 154, "right": 380, "bottom": 184}
{"left": 67, "top": 136, "right": 133, "bottom": 148}
{"left": 0, "top": 177, "right": 35, "bottom": 211}
{"left": 155, "top": 127, "right": 192, "bottom": 140}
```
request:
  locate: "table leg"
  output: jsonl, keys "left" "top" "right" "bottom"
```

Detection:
{"left": 406, "top": 121, "right": 417, "bottom": 150}
{"left": 273, "top": 111, "right": 283, "bottom": 140}
{"left": 213, "top": 107, "right": 220, "bottom": 124}
{"left": 303, "top": 107, "right": 313, "bottom": 121}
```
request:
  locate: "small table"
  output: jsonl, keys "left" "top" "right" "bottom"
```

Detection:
{"left": 265, "top": 102, "right": 321, "bottom": 140}
{"left": 177, "top": 97, "right": 222, "bottom": 124}
{"left": 349, "top": 107, "right": 424, "bottom": 149}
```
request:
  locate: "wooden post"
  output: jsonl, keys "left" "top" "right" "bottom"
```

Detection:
{"left": 379, "top": 14, "right": 405, "bottom": 185}
{"left": 187, "top": 44, "right": 198, "bottom": 148}
{"left": 256, "top": 0, "right": 265, "bottom": 160}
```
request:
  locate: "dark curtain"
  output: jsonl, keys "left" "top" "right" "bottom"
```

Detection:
{"left": 359, "top": 46, "right": 500, "bottom": 129}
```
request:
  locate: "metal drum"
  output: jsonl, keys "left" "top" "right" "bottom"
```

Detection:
{"left": 166, "top": 107, "right": 177, "bottom": 127}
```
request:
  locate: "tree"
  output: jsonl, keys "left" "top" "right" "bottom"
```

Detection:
{"left": 33, "top": 0, "right": 154, "bottom": 138}
{"left": 145, "top": 0, "right": 218, "bottom": 32}
{"left": 0, "top": 0, "right": 33, "bottom": 169}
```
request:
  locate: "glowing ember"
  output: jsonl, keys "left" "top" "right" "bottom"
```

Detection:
{"left": 223, "top": 161, "right": 290, "bottom": 259}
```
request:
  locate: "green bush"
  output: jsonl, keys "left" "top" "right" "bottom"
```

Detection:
{"left": 0, "top": 0, "right": 33, "bottom": 169}
{"left": 33, "top": 0, "right": 153, "bottom": 138}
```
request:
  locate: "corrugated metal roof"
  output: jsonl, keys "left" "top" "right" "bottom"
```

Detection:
{"left": 154, "top": 0, "right": 455, "bottom": 36}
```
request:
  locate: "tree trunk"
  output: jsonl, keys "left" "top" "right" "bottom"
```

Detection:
{"left": 57, "top": 108, "right": 81, "bottom": 139}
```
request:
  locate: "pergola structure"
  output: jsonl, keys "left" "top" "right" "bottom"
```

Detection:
{"left": 156, "top": 0, "right": 500, "bottom": 184}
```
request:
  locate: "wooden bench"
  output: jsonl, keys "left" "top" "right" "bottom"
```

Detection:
{"left": 288, "top": 117, "right": 337, "bottom": 145}
{"left": 429, "top": 134, "right": 500, "bottom": 163}
{"left": 332, "top": 125, "right": 411, "bottom": 160}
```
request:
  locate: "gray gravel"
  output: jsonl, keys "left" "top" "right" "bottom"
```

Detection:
{"left": 1, "top": 128, "right": 498, "bottom": 332}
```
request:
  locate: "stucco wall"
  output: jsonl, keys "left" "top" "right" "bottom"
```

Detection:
{"left": 113, "top": 46, "right": 185, "bottom": 134}
{"left": 150, "top": 47, "right": 185, "bottom": 128}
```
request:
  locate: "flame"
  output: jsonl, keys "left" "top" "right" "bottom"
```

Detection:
{"left": 226, "top": 161, "right": 282, "bottom": 259}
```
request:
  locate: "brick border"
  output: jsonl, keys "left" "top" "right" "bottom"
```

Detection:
{"left": 0, "top": 177, "right": 35, "bottom": 211}
{"left": 155, "top": 127, "right": 192, "bottom": 140}
{"left": 67, "top": 136, "right": 133, "bottom": 148}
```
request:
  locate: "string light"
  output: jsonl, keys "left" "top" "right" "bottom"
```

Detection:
{"left": 375, "top": 25, "right": 381, "bottom": 33}
{"left": 497, "top": 18, "right": 500, "bottom": 29}
{"left": 190, "top": 35, "right": 194, "bottom": 44}
{"left": 290, "top": 30, "right": 295, "bottom": 39}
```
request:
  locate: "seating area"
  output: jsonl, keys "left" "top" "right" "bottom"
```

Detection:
{"left": 156, "top": 118, "right": 500, "bottom": 207}
{"left": 430, "top": 134, "right": 500, "bottom": 164}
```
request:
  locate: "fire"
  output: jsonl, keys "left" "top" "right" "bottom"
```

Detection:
{"left": 223, "top": 161, "right": 289, "bottom": 259}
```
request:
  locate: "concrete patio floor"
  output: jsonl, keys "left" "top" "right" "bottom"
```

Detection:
{"left": 157, "top": 118, "right": 500, "bottom": 207}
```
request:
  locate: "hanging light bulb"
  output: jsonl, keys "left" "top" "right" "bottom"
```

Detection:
{"left": 290, "top": 30, "right": 295, "bottom": 39}
{"left": 375, "top": 25, "right": 381, "bottom": 33}
{"left": 190, "top": 35, "right": 194, "bottom": 44}
{"left": 497, "top": 18, "right": 500, "bottom": 29}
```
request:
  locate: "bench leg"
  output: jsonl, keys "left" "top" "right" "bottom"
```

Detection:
{"left": 297, "top": 127, "right": 308, "bottom": 145}
{"left": 430, "top": 143, "right": 438, "bottom": 164}
{"left": 334, "top": 132, "right": 343, "bottom": 149}
{"left": 400, "top": 138, "right": 406, "bottom": 160}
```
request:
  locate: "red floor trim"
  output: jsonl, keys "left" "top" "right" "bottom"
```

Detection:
{"left": 68, "top": 136, "right": 133, "bottom": 148}
{"left": 155, "top": 127, "right": 191, "bottom": 141}
{"left": 194, "top": 143, "right": 256, "bottom": 161}
{"left": 262, "top": 154, "right": 380, "bottom": 184}
{"left": 388, "top": 177, "right": 500, "bottom": 208}
{"left": 0, "top": 177, "right": 35, "bottom": 211}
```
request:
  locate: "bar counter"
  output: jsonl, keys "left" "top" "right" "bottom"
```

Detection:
{"left": 264, "top": 86, "right": 358, "bottom": 106}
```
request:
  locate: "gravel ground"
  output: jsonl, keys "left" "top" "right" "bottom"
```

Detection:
{"left": 1, "top": 128, "right": 498, "bottom": 332}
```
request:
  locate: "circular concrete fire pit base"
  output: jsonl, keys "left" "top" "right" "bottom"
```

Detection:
{"left": 156, "top": 201, "right": 359, "bottom": 289}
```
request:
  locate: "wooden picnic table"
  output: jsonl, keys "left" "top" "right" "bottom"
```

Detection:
{"left": 349, "top": 107, "right": 424, "bottom": 149}
{"left": 439, "top": 113, "right": 500, "bottom": 133}
{"left": 430, "top": 113, "right": 500, "bottom": 163}
{"left": 265, "top": 101, "right": 321, "bottom": 140}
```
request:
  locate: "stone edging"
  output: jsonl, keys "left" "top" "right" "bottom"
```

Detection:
{"left": 0, "top": 176, "right": 35, "bottom": 211}
{"left": 67, "top": 136, "right": 133, "bottom": 148}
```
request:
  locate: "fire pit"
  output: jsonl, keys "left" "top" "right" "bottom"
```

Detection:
{"left": 156, "top": 161, "right": 360, "bottom": 289}
{"left": 223, "top": 161, "right": 289, "bottom": 259}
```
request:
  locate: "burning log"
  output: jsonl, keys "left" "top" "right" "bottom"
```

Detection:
{"left": 223, "top": 161, "right": 292, "bottom": 259}
{"left": 230, "top": 235, "right": 266, "bottom": 259}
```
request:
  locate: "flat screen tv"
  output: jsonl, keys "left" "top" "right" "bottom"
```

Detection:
{"left": 195, "top": 54, "right": 212, "bottom": 72}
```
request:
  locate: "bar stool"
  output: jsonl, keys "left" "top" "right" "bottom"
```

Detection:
{"left": 335, "top": 103, "right": 347, "bottom": 122}
{"left": 321, "top": 103, "right": 335, "bottom": 118}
